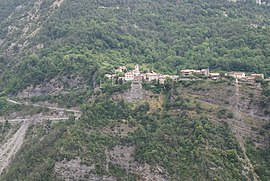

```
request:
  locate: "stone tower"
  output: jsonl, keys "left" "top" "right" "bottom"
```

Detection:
{"left": 134, "top": 64, "right": 140, "bottom": 76}
{"left": 135, "top": 64, "right": 140, "bottom": 71}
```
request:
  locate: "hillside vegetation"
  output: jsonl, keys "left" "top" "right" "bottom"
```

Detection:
{"left": 0, "top": 0, "right": 270, "bottom": 94}
{"left": 0, "top": 0, "right": 270, "bottom": 180}
{"left": 1, "top": 79, "right": 269, "bottom": 180}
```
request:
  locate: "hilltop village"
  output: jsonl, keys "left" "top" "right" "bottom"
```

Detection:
{"left": 105, "top": 65, "right": 269, "bottom": 84}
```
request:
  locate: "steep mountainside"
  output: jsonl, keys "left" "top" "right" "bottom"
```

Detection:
{"left": 1, "top": 79, "right": 270, "bottom": 180}
{"left": 1, "top": 0, "right": 270, "bottom": 94}
{"left": 0, "top": 0, "right": 270, "bottom": 180}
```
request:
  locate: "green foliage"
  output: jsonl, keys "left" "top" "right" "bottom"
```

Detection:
{"left": 0, "top": 121, "right": 12, "bottom": 143}
{"left": 30, "top": 90, "right": 93, "bottom": 108}
{"left": 108, "top": 163, "right": 136, "bottom": 180}
{"left": 133, "top": 117, "right": 243, "bottom": 180}
{"left": 217, "top": 109, "right": 234, "bottom": 119}
{"left": 1, "top": 52, "right": 99, "bottom": 94}
{"left": 1, "top": 0, "right": 270, "bottom": 180}
{"left": 1, "top": 85, "right": 247, "bottom": 180}
{"left": 0, "top": 98, "right": 20, "bottom": 116}
{"left": 101, "top": 81, "right": 131, "bottom": 95}
{"left": 142, "top": 80, "right": 172, "bottom": 94}
{"left": 260, "top": 81, "right": 270, "bottom": 115}
{"left": 1, "top": 0, "right": 270, "bottom": 94}
{"left": 246, "top": 117, "right": 270, "bottom": 180}
{"left": 0, "top": 98, "right": 49, "bottom": 117}
{"left": 246, "top": 140, "right": 270, "bottom": 180}
{"left": 82, "top": 96, "right": 132, "bottom": 127}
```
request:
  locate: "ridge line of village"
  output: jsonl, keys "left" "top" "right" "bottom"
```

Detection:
{"left": 105, "top": 65, "right": 269, "bottom": 84}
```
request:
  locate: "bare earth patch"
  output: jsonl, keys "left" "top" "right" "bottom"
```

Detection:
{"left": 17, "top": 75, "right": 84, "bottom": 98}
{"left": 54, "top": 158, "right": 116, "bottom": 181}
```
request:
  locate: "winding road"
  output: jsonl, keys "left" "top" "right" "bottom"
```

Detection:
{"left": 0, "top": 98, "right": 82, "bottom": 176}
{"left": 6, "top": 99, "right": 81, "bottom": 114}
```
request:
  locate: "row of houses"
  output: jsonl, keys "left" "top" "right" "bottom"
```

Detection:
{"left": 180, "top": 69, "right": 268, "bottom": 82}
{"left": 105, "top": 65, "right": 269, "bottom": 84}
{"left": 227, "top": 72, "right": 267, "bottom": 83}
{"left": 180, "top": 69, "right": 221, "bottom": 80}
{"left": 105, "top": 65, "right": 179, "bottom": 84}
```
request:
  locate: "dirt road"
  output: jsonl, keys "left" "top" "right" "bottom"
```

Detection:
{"left": 0, "top": 98, "right": 82, "bottom": 176}
{"left": 6, "top": 98, "right": 81, "bottom": 114}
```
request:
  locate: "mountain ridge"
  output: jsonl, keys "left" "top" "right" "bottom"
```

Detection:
{"left": 0, "top": 0, "right": 270, "bottom": 180}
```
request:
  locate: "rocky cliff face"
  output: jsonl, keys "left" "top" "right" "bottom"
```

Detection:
{"left": 0, "top": 0, "right": 270, "bottom": 180}
{"left": 0, "top": 0, "right": 66, "bottom": 56}
{"left": 1, "top": 79, "right": 269, "bottom": 180}
{"left": 228, "top": 0, "right": 270, "bottom": 4}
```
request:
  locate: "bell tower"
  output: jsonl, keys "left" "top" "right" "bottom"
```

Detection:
{"left": 135, "top": 64, "right": 139, "bottom": 71}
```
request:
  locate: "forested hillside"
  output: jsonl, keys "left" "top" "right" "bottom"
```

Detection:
{"left": 0, "top": 0, "right": 270, "bottom": 94}
{"left": 0, "top": 0, "right": 270, "bottom": 180}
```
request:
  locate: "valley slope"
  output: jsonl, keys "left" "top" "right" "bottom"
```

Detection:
{"left": 0, "top": 0, "right": 270, "bottom": 180}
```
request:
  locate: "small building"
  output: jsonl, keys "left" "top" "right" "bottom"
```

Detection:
{"left": 105, "top": 74, "right": 116, "bottom": 80}
{"left": 181, "top": 69, "right": 209, "bottom": 77}
{"left": 251, "top": 74, "right": 264, "bottom": 79}
{"left": 123, "top": 65, "right": 141, "bottom": 81}
{"left": 134, "top": 74, "right": 146, "bottom": 81}
{"left": 234, "top": 72, "right": 246, "bottom": 79}
{"left": 133, "top": 64, "right": 140, "bottom": 76}
{"left": 194, "top": 70, "right": 202, "bottom": 74}
{"left": 180, "top": 69, "right": 195, "bottom": 76}
{"left": 125, "top": 71, "right": 135, "bottom": 81}
{"left": 243, "top": 76, "right": 255, "bottom": 83}
{"left": 209, "top": 73, "right": 220, "bottom": 80}
{"left": 158, "top": 75, "right": 178, "bottom": 84}
{"left": 105, "top": 74, "right": 112, "bottom": 79}
{"left": 169, "top": 75, "right": 179, "bottom": 80}
{"left": 200, "top": 69, "right": 210, "bottom": 76}
{"left": 146, "top": 72, "right": 160, "bottom": 82}
{"left": 115, "top": 66, "right": 127, "bottom": 73}
{"left": 159, "top": 75, "right": 169, "bottom": 84}
{"left": 228, "top": 72, "right": 246, "bottom": 79}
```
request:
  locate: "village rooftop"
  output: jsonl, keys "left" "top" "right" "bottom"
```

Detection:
{"left": 105, "top": 65, "right": 268, "bottom": 84}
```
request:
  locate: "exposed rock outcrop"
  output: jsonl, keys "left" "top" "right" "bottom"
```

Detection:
{"left": 17, "top": 75, "right": 84, "bottom": 98}
{"left": 109, "top": 145, "right": 169, "bottom": 181}
{"left": 54, "top": 158, "right": 116, "bottom": 181}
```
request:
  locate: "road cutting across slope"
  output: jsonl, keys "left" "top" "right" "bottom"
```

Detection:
{"left": 0, "top": 98, "right": 81, "bottom": 176}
